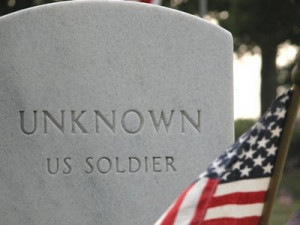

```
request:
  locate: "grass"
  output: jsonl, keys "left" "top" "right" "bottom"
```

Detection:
{"left": 270, "top": 170, "right": 300, "bottom": 225}
{"left": 270, "top": 202, "right": 300, "bottom": 225}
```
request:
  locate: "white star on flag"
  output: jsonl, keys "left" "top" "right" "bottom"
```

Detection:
{"left": 258, "top": 137, "right": 269, "bottom": 149}
{"left": 263, "top": 163, "right": 273, "bottom": 174}
{"left": 214, "top": 165, "right": 226, "bottom": 175}
{"left": 245, "top": 148, "right": 255, "bottom": 159}
{"left": 232, "top": 161, "right": 243, "bottom": 170}
{"left": 268, "top": 122, "right": 275, "bottom": 130}
{"left": 247, "top": 135, "right": 258, "bottom": 146}
{"left": 253, "top": 155, "right": 265, "bottom": 167}
{"left": 271, "top": 126, "right": 282, "bottom": 137}
{"left": 266, "top": 144, "right": 277, "bottom": 156}
{"left": 226, "top": 150, "right": 236, "bottom": 159}
{"left": 265, "top": 111, "right": 273, "bottom": 118}
{"left": 274, "top": 107, "right": 286, "bottom": 119}
{"left": 240, "top": 166, "right": 252, "bottom": 177}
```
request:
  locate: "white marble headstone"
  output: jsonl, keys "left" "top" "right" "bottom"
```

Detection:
{"left": 0, "top": 1, "right": 233, "bottom": 224}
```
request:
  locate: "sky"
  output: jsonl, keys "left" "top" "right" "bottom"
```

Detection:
{"left": 233, "top": 44, "right": 298, "bottom": 119}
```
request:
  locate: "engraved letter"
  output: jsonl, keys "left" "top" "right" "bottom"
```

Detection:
{"left": 181, "top": 110, "right": 201, "bottom": 133}
{"left": 129, "top": 157, "right": 141, "bottom": 172}
{"left": 85, "top": 157, "right": 94, "bottom": 174}
{"left": 144, "top": 157, "right": 148, "bottom": 172}
{"left": 166, "top": 156, "right": 176, "bottom": 172}
{"left": 43, "top": 110, "right": 65, "bottom": 134}
{"left": 47, "top": 158, "right": 59, "bottom": 175}
{"left": 116, "top": 157, "right": 125, "bottom": 173}
{"left": 97, "top": 157, "right": 112, "bottom": 173}
{"left": 20, "top": 110, "right": 37, "bottom": 135}
{"left": 153, "top": 157, "right": 162, "bottom": 172}
{"left": 121, "top": 110, "right": 144, "bottom": 134}
{"left": 63, "top": 157, "right": 72, "bottom": 174}
{"left": 71, "top": 110, "right": 88, "bottom": 133}
{"left": 95, "top": 110, "right": 115, "bottom": 133}
{"left": 149, "top": 110, "right": 174, "bottom": 133}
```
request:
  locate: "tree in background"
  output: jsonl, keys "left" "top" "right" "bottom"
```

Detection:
{"left": 163, "top": 0, "right": 300, "bottom": 115}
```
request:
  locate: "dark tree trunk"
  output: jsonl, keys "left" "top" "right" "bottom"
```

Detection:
{"left": 260, "top": 43, "right": 278, "bottom": 115}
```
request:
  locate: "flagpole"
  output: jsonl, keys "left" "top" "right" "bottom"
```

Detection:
{"left": 261, "top": 50, "right": 300, "bottom": 225}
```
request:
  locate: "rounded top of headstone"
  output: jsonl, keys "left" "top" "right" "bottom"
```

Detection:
{"left": 0, "top": 0, "right": 232, "bottom": 38}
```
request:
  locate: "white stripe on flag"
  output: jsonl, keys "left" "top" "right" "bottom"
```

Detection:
{"left": 173, "top": 178, "right": 208, "bottom": 225}
{"left": 204, "top": 203, "right": 264, "bottom": 220}
{"left": 214, "top": 177, "right": 270, "bottom": 197}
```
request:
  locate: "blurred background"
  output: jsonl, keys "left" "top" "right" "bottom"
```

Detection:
{"left": 1, "top": 0, "right": 300, "bottom": 223}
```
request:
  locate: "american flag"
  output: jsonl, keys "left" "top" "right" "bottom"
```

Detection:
{"left": 154, "top": 90, "right": 292, "bottom": 225}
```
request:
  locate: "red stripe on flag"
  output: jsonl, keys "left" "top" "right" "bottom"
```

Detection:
{"left": 189, "top": 179, "right": 219, "bottom": 225}
{"left": 161, "top": 183, "right": 196, "bottom": 225}
{"left": 202, "top": 216, "right": 261, "bottom": 225}
{"left": 208, "top": 191, "right": 267, "bottom": 208}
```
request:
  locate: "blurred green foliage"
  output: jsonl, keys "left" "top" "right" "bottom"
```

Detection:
{"left": 234, "top": 119, "right": 255, "bottom": 140}
{"left": 270, "top": 172, "right": 300, "bottom": 224}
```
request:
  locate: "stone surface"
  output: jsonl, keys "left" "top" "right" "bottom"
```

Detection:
{"left": 0, "top": 1, "right": 233, "bottom": 224}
